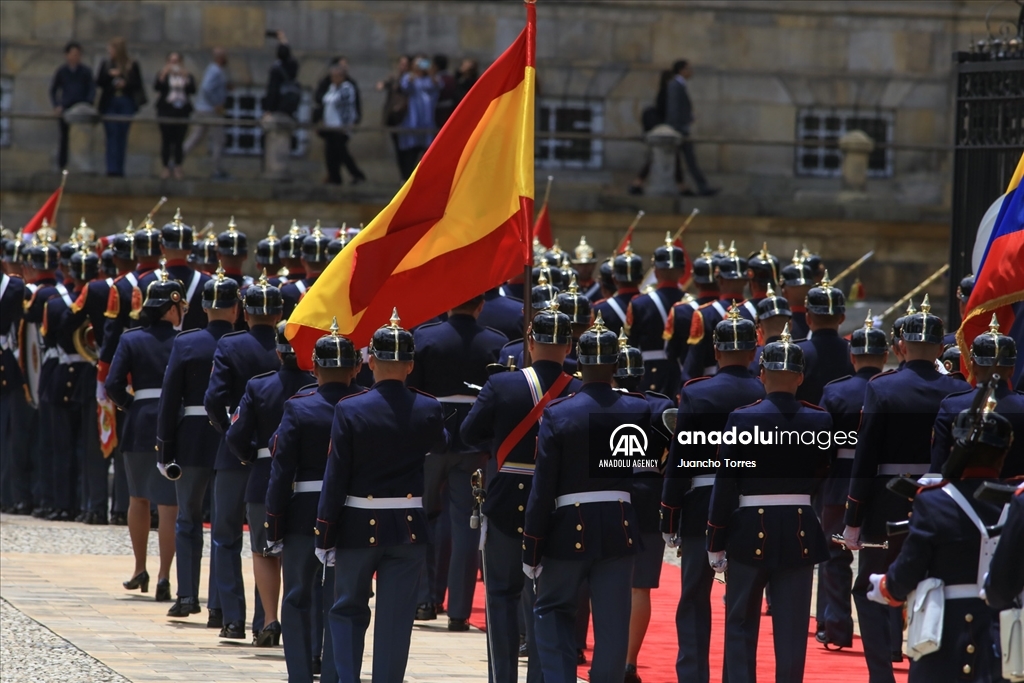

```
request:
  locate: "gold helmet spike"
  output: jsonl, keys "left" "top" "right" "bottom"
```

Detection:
{"left": 289, "top": 219, "right": 301, "bottom": 235}
{"left": 215, "top": 261, "right": 226, "bottom": 280}
{"left": 765, "top": 282, "right": 776, "bottom": 298}
{"left": 313, "top": 219, "right": 322, "bottom": 236}
{"left": 702, "top": 241, "right": 712, "bottom": 259}
{"left": 905, "top": 298, "right": 916, "bottom": 316}
{"left": 717, "top": 239, "right": 726, "bottom": 252}
{"left": 820, "top": 270, "right": 832, "bottom": 289}
{"left": 258, "top": 268, "right": 269, "bottom": 287}
{"left": 617, "top": 327, "right": 628, "bottom": 349}
{"left": 173, "top": 207, "right": 183, "bottom": 224}
{"left": 760, "top": 242, "right": 770, "bottom": 259}
{"left": 552, "top": 238, "right": 562, "bottom": 253}
{"left": 780, "top": 322, "right": 792, "bottom": 344}
{"left": 227, "top": 216, "right": 237, "bottom": 231}
{"left": 664, "top": 231, "right": 673, "bottom": 248}
{"left": 567, "top": 274, "right": 579, "bottom": 293}
{"left": 267, "top": 225, "right": 277, "bottom": 239}
{"left": 728, "top": 240, "right": 737, "bottom": 257}
{"left": 624, "top": 242, "right": 634, "bottom": 258}
{"left": 791, "top": 249, "right": 802, "bottom": 265}
{"left": 864, "top": 309, "right": 873, "bottom": 328}
{"left": 330, "top": 316, "right": 340, "bottom": 336}
{"left": 988, "top": 313, "right": 1000, "bottom": 336}
{"left": 920, "top": 293, "right": 931, "bottom": 314}
{"left": 539, "top": 256, "right": 549, "bottom": 269}
{"left": 726, "top": 301, "right": 742, "bottom": 320}
{"left": 158, "top": 258, "right": 169, "bottom": 282}
{"left": 536, "top": 271, "right": 549, "bottom": 287}
{"left": 592, "top": 310, "right": 607, "bottom": 332}
{"left": 124, "top": 220, "right": 135, "bottom": 235}
{"left": 389, "top": 307, "right": 402, "bottom": 328}
{"left": 801, "top": 243, "right": 811, "bottom": 258}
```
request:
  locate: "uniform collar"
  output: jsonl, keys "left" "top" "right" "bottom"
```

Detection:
{"left": 697, "top": 293, "right": 719, "bottom": 304}
{"left": 319, "top": 381, "right": 356, "bottom": 402}
{"left": 808, "top": 327, "right": 839, "bottom": 338}
{"left": 163, "top": 259, "right": 189, "bottom": 268}
{"left": 149, "top": 319, "right": 175, "bottom": 332}
{"left": 206, "top": 319, "right": 234, "bottom": 337}
{"left": 616, "top": 286, "right": 639, "bottom": 296}
{"left": 904, "top": 359, "right": 936, "bottom": 373}
{"left": 717, "top": 364, "right": 753, "bottom": 377}
{"left": 372, "top": 378, "right": 407, "bottom": 392}
{"left": 855, "top": 366, "right": 882, "bottom": 379}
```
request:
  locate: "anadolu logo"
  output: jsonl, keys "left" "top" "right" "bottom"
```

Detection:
{"left": 609, "top": 424, "right": 648, "bottom": 458}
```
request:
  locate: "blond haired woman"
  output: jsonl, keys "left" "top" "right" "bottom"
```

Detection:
{"left": 96, "top": 37, "right": 144, "bottom": 176}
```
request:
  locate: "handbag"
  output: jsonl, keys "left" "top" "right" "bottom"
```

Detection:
{"left": 1001, "top": 606, "right": 1024, "bottom": 682}
{"left": 906, "top": 576, "right": 945, "bottom": 660}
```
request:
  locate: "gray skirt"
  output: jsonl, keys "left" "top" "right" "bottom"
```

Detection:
{"left": 124, "top": 451, "right": 177, "bottom": 506}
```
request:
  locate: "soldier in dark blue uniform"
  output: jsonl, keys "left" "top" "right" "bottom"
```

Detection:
{"left": 779, "top": 252, "right": 813, "bottom": 340}
{"left": 20, "top": 239, "right": 63, "bottom": 518}
{"left": 43, "top": 247, "right": 105, "bottom": 522}
{"left": 533, "top": 256, "right": 566, "bottom": 290}
{"left": 524, "top": 314, "right": 650, "bottom": 683}
{"left": 266, "top": 320, "right": 364, "bottom": 683}
{"left": 256, "top": 226, "right": 284, "bottom": 286}
{"left": 282, "top": 222, "right": 330, "bottom": 319}
{"left": 795, "top": 272, "right": 853, "bottom": 405}
{"left": 748, "top": 284, "right": 791, "bottom": 376}
{"left": 707, "top": 329, "right": 832, "bottom": 683}
{"left": 277, "top": 220, "right": 308, "bottom": 286}
{"left": 941, "top": 274, "right": 974, "bottom": 348}
{"left": 592, "top": 245, "right": 642, "bottom": 336}
{"left": 0, "top": 252, "right": 32, "bottom": 515}
{"left": 479, "top": 286, "right": 524, "bottom": 342}
{"left": 158, "top": 209, "right": 210, "bottom": 331}
{"left": 931, "top": 316, "right": 1023, "bottom": 478}
{"left": 105, "top": 268, "right": 185, "bottom": 603}
{"left": 627, "top": 233, "right": 686, "bottom": 395}
{"left": 842, "top": 296, "right": 970, "bottom": 683}
{"left": 745, "top": 243, "right": 780, "bottom": 306}
{"left": 985, "top": 484, "right": 1024, "bottom": 612}
{"left": 814, "top": 313, "right": 888, "bottom": 650}
{"left": 571, "top": 236, "right": 601, "bottom": 302}
{"left": 682, "top": 244, "right": 758, "bottom": 383}
{"left": 867, "top": 404, "right": 1013, "bottom": 683}
{"left": 595, "top": 257, "right": 615, "bottom": 303}
{"left": 204, "top": 274, "right": 283, "bottom": 640}
{"left": 461, "top": 307, "right": 580, "bottom": 683}
{"left": 664, "top": 244, "right": 719, "bottom": 380}
{"left": 190, "top": 231, "right": 219, "bottom": 275}
{"left": 215, "top": 218, "right": 250, "bottom": 288}
{"left": 326, "top": 231, "right": 346, "bottom": 265}
{"left": 661, "top": 308, "right": 764, "bottom": 683}
{"left": 315, "top": 310, "right": 448, "bottom": 683}
{"left": 157, "top": 267, "right": 239, "bottom": 619}
{"left": 225, "top": 320, "right": 314, "bottom": 647}
{"left": 408, "top": 293, "right": 507, "bottom": 629}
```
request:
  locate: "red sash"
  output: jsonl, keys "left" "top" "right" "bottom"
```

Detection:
{"left": 495, "top": 371, "right": 572, "bottom": 469}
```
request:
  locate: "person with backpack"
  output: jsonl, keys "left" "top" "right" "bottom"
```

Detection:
{"left": 263, "top": 31, "right": 300, "bottom": 118}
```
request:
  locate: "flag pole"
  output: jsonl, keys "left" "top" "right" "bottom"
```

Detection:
{"left": 139, "top": 196, "right": 168, "bottom": 226}
{"left": 540, "top": 175, "right": 553, "bottom": 211}
{"left": 879, "top": 264, "right": 950, "bottom": 320}
{"left": 829, "top": 250, "right": 874, "bottom": 286}
{"left": 50, "top": 170, "right": 69, "bottom": 231}
{"left": 639, "top": 208, "right": 699, "bottom": 287}
{"left": 615, "top": 210, "right": 645, "bottom": 254}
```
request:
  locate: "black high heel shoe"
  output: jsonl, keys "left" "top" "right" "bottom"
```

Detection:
{"left": 123, "top": 570, "right": 150, "bottom": 593}
{"left": 155, "top": 578, "right": 172, "bottom": 602}
{"left": 255, "top": 620, "right": 281, "bottom": 647}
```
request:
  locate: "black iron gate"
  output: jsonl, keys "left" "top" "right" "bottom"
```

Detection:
{"left": 948, "top": 50, "right": 1024, "bottom": 326}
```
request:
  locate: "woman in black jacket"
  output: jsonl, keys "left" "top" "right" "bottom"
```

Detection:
{"left": 96, "top": 37, "right": 144, "bottom": 177}
{"left": 153, "top": 52, "right": 196, "bottom": 179}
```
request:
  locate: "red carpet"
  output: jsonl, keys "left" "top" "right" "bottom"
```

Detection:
{"left": 466, "top": 561, "right": 910, "bottom": 683}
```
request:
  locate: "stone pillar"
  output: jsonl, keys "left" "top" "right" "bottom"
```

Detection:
{"left": 644, "top": 124, "right": 683, "bottom": 196}
{"left": 838, "top": 130, "right": 875, "bottom": 191}
{"left": 261, "top": 112, "right": 295, "bottom": 180}
{"left": 62, "top": 103, "right": 99, "bottom": 173}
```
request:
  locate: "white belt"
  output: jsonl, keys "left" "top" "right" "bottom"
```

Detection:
{"left": 437, "top": 395, "right": 477, "bottom": 404}
{"left": 257, "top": 448, "right": 271, "bottom": 460}
{"left": 42, "top": 348, "right": 59, "bottom": 362}
{"left": 703, "top": 365, "right": 718, "bottom": 376}
{"left": 345, "top": 495, "right": 423, "bottom": 509}
{"left": 134, "top": 388, "right": 161, "bottom": 401}
{"left": 641, "top": 350, "right": 667, "bottom": 361}
{"left": 836, "top": 448, "right": 856, "bottom": 460}
{"left": 0, "top": 333, "right": 8, "bottom": 350}
{"left": 739, "top": 494, "right": 811, "bottom": 507}
{"left": 944, "top": 584, "right": 982, "bottom": 600}
{"left": 877, "top": 463, "right": 930, "bottom": 476}
{"left": 58, "top": 352, "right": 86, "bottom": 365}
{"left": 182, "top": 406, "right": 206, "bottom": 417}
{"left": 293, "top": 480, "right": 323, "bottom": 493}
{"left": 690, "top": 474, "right": 716, "bottom": 488}
{"left": 555, "top": 490, "right": 631, "bottom": 508}
{"left": 499, "top": 462, "right": 535, "bottom": 476}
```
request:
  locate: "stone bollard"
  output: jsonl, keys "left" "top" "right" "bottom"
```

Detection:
{"left": 261, "top": 112, "right": 295, "bottom": 180}
{"left": 62, "top": 103, "right": 99, "bottom": 173}
{"left": 838, "top": 130, "right": 875, "bottom": 191}
{"left": 644, "top": 124, "right": 684, "bottom": 196}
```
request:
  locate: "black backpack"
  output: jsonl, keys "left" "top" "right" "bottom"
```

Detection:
{"left": 275, "top": 65, "right": 302, "bottom": 116}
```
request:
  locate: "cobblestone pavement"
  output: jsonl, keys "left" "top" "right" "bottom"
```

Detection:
{"left": 0, "top": 513, "right": 492, "bottom": 682}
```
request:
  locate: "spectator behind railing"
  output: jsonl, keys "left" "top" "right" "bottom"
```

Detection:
{"left": 319, "top": 62, "right": 366, "bottom": 186}
{"left": 153, "top": 52, "right": 195, "bottom": 180}
{"left": 183, "top": 47, "right": 231, "bottom": 180}
{"left": 263, "top": 31, "right": 300, "bottom": 119}
{"left": 433, "top": 54, "right": 457, "bottom": 128}
{"left": 396, "top": 54, "right": 440, "bottom": 181}
{"left": 96, "top": 37, "right": 145, "bottom": 177}
{"left": 377, "top": 55, "right": 412, "bottom": 172}
{"left": 49, "top": 41, "right": 95, "bottom": 169}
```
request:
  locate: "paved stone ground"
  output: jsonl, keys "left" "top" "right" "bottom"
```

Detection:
{"left": 0, "top": 513, "right": 494, "bottom": 682}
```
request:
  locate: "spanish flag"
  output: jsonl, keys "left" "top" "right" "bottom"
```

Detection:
{"left": 286, "top": 3, "right": 536, "bottom": 364}
{"left": 957, "top": 151, "right": 1024, "bottom": 382}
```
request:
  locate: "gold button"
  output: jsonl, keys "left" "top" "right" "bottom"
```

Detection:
{"left": 758, "top": 532, "right": 764, "bottom": 538}
{"left": 522, "top": 543, "right": 526, "bottom": 550}
{"left": 575, "top": 502, "right": 580, "bottom": 507}
{"left": 64, "top": 397, "right": 69, "bottom": 402}
{"left": 618, "top": 498, "right": 623, "bottom": 503}
{"left": 66, "top": 381, "right": 72, "bottom": 387}
{"left": 411, "top": 534, "right": 416, "bottom": 540}
{"left": 966, "top": 644, "right": 975, "bottom": 654}
{"left": 369, "top": 519, "right": 376, "bottom": 525}
{"left": 68, "top": 367, "right": 75, "bottom": 373}
{"left": 575, "top": 542, "right": 582, "bottom": 549}
{"left": 315, "top": 529, "right": 320, "bottom": 535}
{"left": 366, "top": 495, "right": 373, "bottom": 500}
{"left": 803, "top": 548, "right": 808, "bottom": 553}
{"left": 651, "top": 367, "right": 657, "bottom": 373}
{"left": 517, "top": 527, "right": 523, "bottom": 533}
{"left": 518, "top": 483, "right": 524, "bottom": 490}
{"left": 627, "top": 538, "right": 633, "bottom": 545}
{"left": 576, "top": 524, "right": 583, "bottom": 531}
{"left": 407, "top": 493, "right": 412, "bottom": 499}
{"left": 623, "top": 520, "right": 629, "bottom": 527}
{"left": 518, "top": 505, "right": 524, "bottom": 512}
{"left": 407, "top": 515, "right": 413, "bottom": 521}
{"left": 758, "top": 508, "right": 764, "bottom": 514}
{"left": 263, "top": 522, "right": 269, "bottom": 528}
{"left": 797, "top": 509, "right": 803, "bottom": 515}
{"left": 908, "top": 511, "right": 913, "bottom": 518}
{"left": 963, "top": 665, "right": 971, "bottom": 674}
{"left": 800, "top": 531, "right": 805, "bottom": 537}
{"left": 649, "top": 385, "right": 656, "bottom": 390}
{"left": 965, "top": 614, "right": 973, "bottom": 623}
{"left": 755, "top": 549, "right": 761, "bottom": 555}
{"left": 369, "top": 537, "right": 375, "bottom": 543}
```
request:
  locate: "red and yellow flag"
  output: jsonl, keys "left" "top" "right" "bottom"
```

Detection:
{"left": 286, "top": 4, "right": 536, "bottom": 365}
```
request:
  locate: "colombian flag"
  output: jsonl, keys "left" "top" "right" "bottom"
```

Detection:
{"left": 957, "top": 151, "right": 1024, "bottom": 382}
{"left": 286, "top": 3, "right": 536, "bottom": 364}
{"left": 22, "top": 183, "right": 64, "bottom": 235}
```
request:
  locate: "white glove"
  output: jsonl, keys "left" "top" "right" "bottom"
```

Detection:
{"left": 522, "top": 563, "right": 543, "bottom": 579}
{"left": 156, "top": 462, "right": 168, "bottom": 479}
{"left": 663, "top": 532, "right": 680, "bottom": 548}
{"left": 707, "top": 550, "right": 727, "bottom": 573}
{"left": 315, "top": 547, "right": 336, "bottom": 567}
{"left": 842, "top": 525, "right": 862, "bottom": 551}
{"left": 917, "top": 475, "right": 943, "bottom": 486}
{"left": 265, "top": 540, "right": 284, "bottom": 557}
{"left": 866, "top": 573, "right": 889, "bottom": 605}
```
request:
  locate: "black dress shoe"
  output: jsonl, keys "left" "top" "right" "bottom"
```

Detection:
{"left": 167, "top": 597, "right": 201, "bottom": 617}
{"left": 219, "top": 620, "right": 246, "bottom": 639}
{"left": 86, "top": 511, "right": 109, "bottom": 525}
{"left": 207, "top": 608, "right": 223, "bottom": 629}
{"left": 415, "top": 603, "right": 437, "bottom": 621}
{"left": 435, "top": 603, "right": 446, "bottom": 615}
{"left": 32, "top": 507, "right": 53, "bottom": 519}
{"left": 123, "top": 570, "right": 150, "bottom": 593}
{"left": 255, "top": 620, "right": 281, "bottom": 647}
{"left": 47, "top": 509, "right": 73, "bottom": 522}
{"left": 150, "top": 512, "right": 159, "bottom": 529}
{"left": 624, "top": 664, "right": 642, "bottom": 683}
{"left": 155, "top": 578, "right": 172, "bottom": 602}
{"left": 109, "top": 511, "right": 127, "bottom": 526}
{"left": 12, "top": 502, "right": 33, "bottom": 515}
{"left": 447, "top": 618, "right": 470, "bottom": 632}
{"left": 891, "top": 651, "right": 904, "bottom": 663}
{"left": 312, "top": 657, "right": 322, "bottom": 675}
